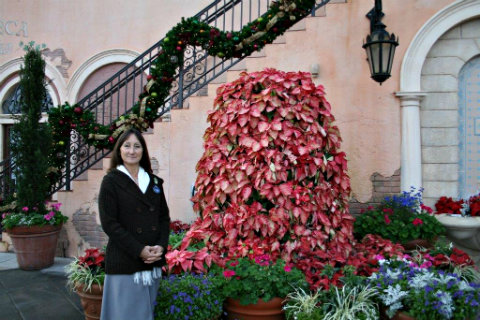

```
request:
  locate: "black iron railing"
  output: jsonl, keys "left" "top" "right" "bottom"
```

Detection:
{"left": 1, "top": 0, "right": 331, "bottom": 199}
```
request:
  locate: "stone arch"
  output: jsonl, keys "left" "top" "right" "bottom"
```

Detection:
{"left": 0, "top": 57, "right": 66, "bottom": 107}
{"left": 66, "top": 49, "right": 140, "bottom": 103}
{"left": 397, "top": 0, "right": 480, "bottom": 201}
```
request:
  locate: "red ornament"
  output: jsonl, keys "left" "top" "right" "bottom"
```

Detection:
{"left": 272, "top": 27, "right": 278, "bottom": 33}
{"left": 147, "top": 75, "right": 153, "bottom": 81}
{"left": 108, "top": 136, "right": 115, "bottom": 144}
{"left": 70, "top": 123, "right": 77, "bottom": 129}
{"left": 73, "top": 107, "right": 83, "bottom": 114}
{"left": 253, "top": 44, "right": 259, "bottom": 50}
{"left": 226, "top": 32, "right": 233, "bottom": 40}
{"left": 176, "top": 46, "right": 182, "bottom": 51}
{"left": 59, "top": 120, "right": 64, "bottom": 125}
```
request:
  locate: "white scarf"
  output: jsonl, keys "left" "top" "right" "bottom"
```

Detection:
{"left": 116, "top": 165, "right": 162, "bottom": 285}
{"left": 117, "top": 165, "right": 150, "bottom": 194}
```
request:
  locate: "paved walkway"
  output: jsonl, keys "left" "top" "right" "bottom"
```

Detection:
{"left": 0, "top": 252, "right": 84, "bottom": 320}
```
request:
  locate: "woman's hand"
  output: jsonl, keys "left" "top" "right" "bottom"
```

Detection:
{"left": 140, "top": 245, "right": 164, "bottom": 264}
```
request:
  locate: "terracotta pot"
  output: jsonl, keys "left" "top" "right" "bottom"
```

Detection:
{"left": 7, "top": 224, "right": 62, "bottom": 270}
{"left": 402, "top": 238, "right": 434, "bottom": 252}
{"left": 75, "top": 283, "right": 103, "bottom": 320}
{"left": 224, "top": 297, "right": 285, "bottom": 320}
{"left": 391, "top": 311, "right": 415, "bottom": 320}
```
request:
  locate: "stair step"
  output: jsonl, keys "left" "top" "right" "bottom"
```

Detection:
{"left": 272, "top": 35, "right": 286, "bottom": 44}
{"left": 250, "top": 48, "right": 266, "bottom": 58}
{"left": 209, "top": 72, "right": 228, "bottom": 84}
{"left": 314, "top": 6, "right": 326, "bottom": 17}
{"left": 229, "top": 59, "right": 247, "bottom": 71}
{"left": 287, "top": 19, "right": 306, "bottom": 31}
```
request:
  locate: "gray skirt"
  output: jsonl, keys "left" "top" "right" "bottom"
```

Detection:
{"left": 100, "top": 274, "right": 160, "bottom": 320}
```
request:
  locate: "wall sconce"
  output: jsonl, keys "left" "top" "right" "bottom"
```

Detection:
{"left": 362, "top": 0, "right": 399, "bottom": 84}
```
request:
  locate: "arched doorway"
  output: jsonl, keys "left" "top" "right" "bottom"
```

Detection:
{"left": 459, "top": 55, "right": 480, "bottom": 198}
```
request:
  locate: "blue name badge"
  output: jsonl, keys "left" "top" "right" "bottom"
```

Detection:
{"left": 153, "top": 185, "right": 161, "bottom": 194}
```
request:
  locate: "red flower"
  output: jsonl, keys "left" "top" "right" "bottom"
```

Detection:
{"left": 434, "top": 196, "right": 463, "bottom": 214}
{"left": 382, "top": 208, "right": 393, "bottom": 214}
{"left": 432, "top": 253, "right": 449, "bottom": 267}
{"left": 223, "top": 269, "right": 236, "bottom": 278}
{"left": 384, "top": 214, "right": 391, "bottom": 225}
{"left": 420, "top": 204, "right": 433, "bottom": 214}
{"left": 450, "top": 248, "right": 474, "bottom": 266}
{"left": 412, "top": 218, "right": 423, "bottom": 226}
{"left": 77, "top": 248, "right": 105, "bottom": 270}
{"left": 254, "top": 254, "right": 271, "bottom": 267}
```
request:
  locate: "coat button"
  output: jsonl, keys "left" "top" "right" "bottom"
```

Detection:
{"left": 151, "top": 226, "right": 157, "bottom": 231}
{"left": 136, "top": 227, "right": 143, "bottom": 234}
{"left": 149, "top": 207, "right": 155, "bottom": 212}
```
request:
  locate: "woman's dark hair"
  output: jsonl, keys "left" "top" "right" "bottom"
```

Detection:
{"left": 108, "top": 128, "right": 152, "bottom": 173}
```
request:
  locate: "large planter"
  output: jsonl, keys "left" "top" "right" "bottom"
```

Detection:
{"left": 75, "top": 283, "right": 103, "bottom": 320}
{"left": 224, "top": 297, "right": 285, "bottom": 320}
{"left": 7, "top": 224, "right": 62, "bottom": 270}
{"left": 435, "top": 214, "right": 480, "bottom": 264}
{"left": 392, "top": 312, "right": 415, "bottom": 320}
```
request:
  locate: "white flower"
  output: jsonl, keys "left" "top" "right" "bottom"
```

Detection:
{"left": 409, "top": 270, "right": 434, "bottom": 290}
{"left": 435, "top": 290, "right": 454, "bottom": 319}
{"left": 380, "top": 284, "right": 409, "bottom": 317}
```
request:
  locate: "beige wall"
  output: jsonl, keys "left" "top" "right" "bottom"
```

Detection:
{"left": 0, "top": 0, "right": 459, "bottom": 255}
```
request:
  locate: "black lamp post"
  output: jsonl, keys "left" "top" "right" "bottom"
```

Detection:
{"left": 363, "top": 0, "right": 399, "bottom": 84}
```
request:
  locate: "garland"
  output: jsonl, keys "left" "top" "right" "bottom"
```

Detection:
{"left": 46, "top": 0, "right": 318, "bottom": 187}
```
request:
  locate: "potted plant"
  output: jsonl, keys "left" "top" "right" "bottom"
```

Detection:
{"left": 66, "top": 247, "right": 105, "bottom": 320}
{"left": 181, "top": 69, "right": 354, "bottom": 291}
{"left": 354, "top": 188, "right": 445, "bottom": 250}
{"left": 434, "top": 195, "right": 480, "bottom": 250}
{"left": 283, "top": 265, "right": 379, "bottom": 320}
{"left": 0, "top": 42, "right": 68, "bottom": 270}
{"left": 219, "top": 254, "right": 308, "bottom": 319}
{"left": 368, "top": 255, "right": 480, "bottom": 320}
{"left": 155, "top": 273, "right": 224, "bottom": 320}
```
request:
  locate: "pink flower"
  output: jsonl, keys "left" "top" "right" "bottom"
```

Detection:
{"left": 50, "top": 203, "right": 62, "bottom": 211}
{"left": 22, "top": 207, "right": 29, "bottom": 212}
{"left": 412, "top": 218, "right": 423, "bottom": 226}
{"left": 223, "top": 269, "right": 236, "bottom": 278}
{"left": 44, "top": 211, "right": 55, "bottom": 221}
{"left": 374, "top": 254, "right": 384, "bottom": 261}
{"left": 230, "top": 260, "right": 239, "bottom": 267}
{"left": 284, "top": 264, "right": 292, "bottom": 272}
{"left": 384, "top": 214, "right": 391, "bottom": 225}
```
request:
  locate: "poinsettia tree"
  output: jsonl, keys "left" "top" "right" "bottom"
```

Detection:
{"left": 181, "top": 68, "right": 355, "bottom": 288}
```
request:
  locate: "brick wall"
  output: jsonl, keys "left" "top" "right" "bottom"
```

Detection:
{"left": 349, "top": 168, "right": 401, "bottom": 216}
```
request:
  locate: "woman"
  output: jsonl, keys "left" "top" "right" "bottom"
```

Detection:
{"left": 99, "top": 128, "right": 170, "bottom": 320}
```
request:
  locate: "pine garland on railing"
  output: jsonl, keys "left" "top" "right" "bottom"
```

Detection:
{"left": 45, "top": 0, "right": 318, "bottom": 188}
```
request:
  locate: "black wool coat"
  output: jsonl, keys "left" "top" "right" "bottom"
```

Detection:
{"left": 98, "top": 169, "right": 170, "bottom": 274}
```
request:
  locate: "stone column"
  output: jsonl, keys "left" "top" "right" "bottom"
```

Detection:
{"left": 395, "top": 92, "right": 427, "bottom": 192}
